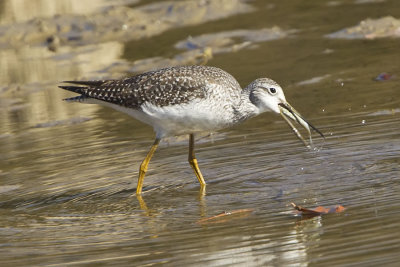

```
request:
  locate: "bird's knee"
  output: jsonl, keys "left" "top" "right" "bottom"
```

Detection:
{"left": 139, "top": 161, "right": 148, "bottom": 174}
{"left": 188, "top": 157, "right": 197, "bottom": 166}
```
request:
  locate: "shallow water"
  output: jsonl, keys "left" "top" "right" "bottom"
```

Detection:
{"left": 1, "top": 0, "right": 400, "bottom": 266}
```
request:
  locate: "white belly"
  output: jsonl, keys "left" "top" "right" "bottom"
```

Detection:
{"left": 92, "top": 98, "right": 234, "bottom": 138}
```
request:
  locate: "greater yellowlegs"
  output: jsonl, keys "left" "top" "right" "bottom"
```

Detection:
{"left": 60, "top": 65, "right": 324, "bottom": 194}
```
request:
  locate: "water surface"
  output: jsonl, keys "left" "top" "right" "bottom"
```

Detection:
{"left": 1, "top": 0, "right": 400, "bottom": 266}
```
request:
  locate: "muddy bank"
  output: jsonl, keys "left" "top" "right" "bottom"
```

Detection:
{"left": 0, "top": 0, "right": 253, "bottom": 50}
{"left": 174, "top": 27, "right": 296, "bottom": 54}
{"left": 102, "top": 27, "right": 296, "bottom": 75}
{"left": 327, "top": 16, "right": 400, "bottom": 39}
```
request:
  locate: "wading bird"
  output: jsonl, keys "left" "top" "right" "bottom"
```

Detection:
{"left": 60, "top": 65, "right": 324, "bottom": 194}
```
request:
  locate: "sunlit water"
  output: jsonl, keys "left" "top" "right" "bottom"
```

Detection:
{"left": 1, "top": 0, "right": 400, "bottom": 266}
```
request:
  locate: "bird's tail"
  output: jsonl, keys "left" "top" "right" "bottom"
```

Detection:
{"left": 59, "top": 85, "right": 87, "bottom": 102}
{"left": 59, "top": 85, "right": 86, "bottom": 93}
{"left": 63, "top": 94, "right": 91, "bottom": 103}
{"left": 59, "top": 80, "right": 106, "bottom": 103}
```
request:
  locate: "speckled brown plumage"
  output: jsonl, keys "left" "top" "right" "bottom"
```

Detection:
{"left": 60, "top": 65, "right": 240, "bottom": 109}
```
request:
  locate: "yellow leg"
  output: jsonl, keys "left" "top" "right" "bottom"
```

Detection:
{"left": 188, "top": 134, "right": 206, "bottom": 188}
{"left": 136, "top": 138, "right": 160, "bottom": 195}
{"left": 136, "top": 194, "right": 149, "bottom": 212}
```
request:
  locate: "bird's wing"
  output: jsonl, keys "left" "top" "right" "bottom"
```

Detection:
{"left": 59, "top": 66, "right": 210, "bottom": 109}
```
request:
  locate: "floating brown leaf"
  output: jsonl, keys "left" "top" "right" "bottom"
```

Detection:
{"left": 197, "top": 208, "right": 254, "bottom": 225}
{"left": 291, "top": 202, "right": 345, "bottom": 217}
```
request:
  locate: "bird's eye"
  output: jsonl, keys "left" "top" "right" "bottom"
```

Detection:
{"left": 268, "top": 87, "right": 277, "bottom": 95}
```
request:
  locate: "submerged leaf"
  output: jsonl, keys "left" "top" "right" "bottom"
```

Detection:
{"left": 197, "top": 208, "right": 254, "bottom": 225}
{"left": 291, "top": 202, "right": 345, "bottom": 217}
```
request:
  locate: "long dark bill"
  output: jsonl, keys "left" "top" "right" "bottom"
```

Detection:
{"left": 278, "top": 103, "right": 325, "bottom": 149}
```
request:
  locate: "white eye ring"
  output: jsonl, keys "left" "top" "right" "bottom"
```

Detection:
{"left": 268, "top": 87, "right": 277, "bottom": 95}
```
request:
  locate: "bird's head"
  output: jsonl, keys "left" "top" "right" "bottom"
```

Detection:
{"left": 248, "top": 78, "right": 324, "bottom": 148}
{"left": 248, "top": 78, "right": 286, "bottom": 114}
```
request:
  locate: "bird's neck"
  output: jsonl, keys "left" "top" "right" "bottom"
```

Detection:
{"left": 233, "top": 88, "right": 261, "bottom": 123}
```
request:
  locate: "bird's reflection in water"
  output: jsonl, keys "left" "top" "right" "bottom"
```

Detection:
{"left": 136, "top": 186, "right": 207, "bottom": 218}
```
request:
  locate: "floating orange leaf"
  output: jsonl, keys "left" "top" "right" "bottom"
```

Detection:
{"left": 197, "top": 208, "right": 254, "bottom": 225}
{"left": 291, "top": 202, "right": 345, "bottom": 217}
